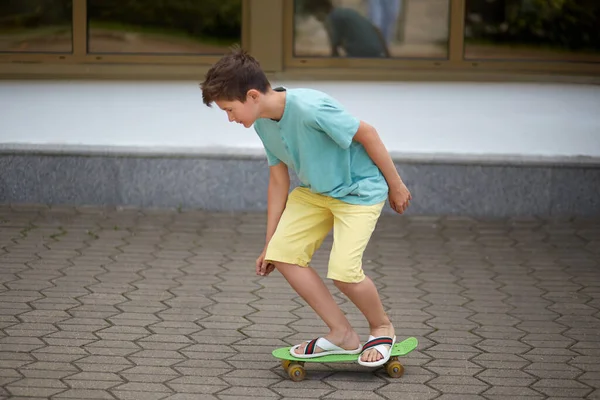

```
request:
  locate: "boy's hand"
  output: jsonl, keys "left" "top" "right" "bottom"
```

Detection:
{"left": 388, "top": 182, "right": 412, "bottom": 214}
{"left": 256, "top": 247, "right": 275, "bottom": 276}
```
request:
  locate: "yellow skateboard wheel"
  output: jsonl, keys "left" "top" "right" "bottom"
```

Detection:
{"left": 287, "top": 364, "right": 306, "bottom": 382}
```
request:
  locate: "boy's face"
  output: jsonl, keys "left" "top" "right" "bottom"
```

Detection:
{"left": 215, "top": 91, "right": 260, "bottom": 128}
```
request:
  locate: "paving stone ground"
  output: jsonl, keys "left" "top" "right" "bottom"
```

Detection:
{"left": 0, "top": 204, "right": 599, "bottom": 400}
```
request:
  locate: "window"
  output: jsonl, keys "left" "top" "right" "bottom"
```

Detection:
{"left": 0, "top": 0, "right": 73, "bottom": 53}
{"left": 293, "top": 0, "right": 450, "bottom": 59}
{"left": 464, "top": 0, "right": 600, "bottom": 62}
{"left": 86, "top": 0, "right": 242, "bottom": 55}
{"left": 0, "top": 0, "right": 597, "bottom": 78}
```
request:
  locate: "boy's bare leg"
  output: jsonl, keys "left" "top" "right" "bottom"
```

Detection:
{"left": 334, "top": 276, "right": 395, "bottom": 364}
{"left": 273, "top": 261, "right": 361, "bottom": 355}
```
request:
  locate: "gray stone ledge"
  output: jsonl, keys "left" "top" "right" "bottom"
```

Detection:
{"left": 1, "top": 152, "right": 599, "bottom": 217}
{"left": 1, "top": 143, "right": 600, "bottom": 168}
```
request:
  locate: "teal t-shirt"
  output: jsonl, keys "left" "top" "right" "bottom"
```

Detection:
{"left": 253, "top": 87, "right": 389, "bottom": 206}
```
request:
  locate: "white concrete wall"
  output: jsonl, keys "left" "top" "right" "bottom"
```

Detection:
{"left": 1, "top": 80, "right": 599, "bottom": 159}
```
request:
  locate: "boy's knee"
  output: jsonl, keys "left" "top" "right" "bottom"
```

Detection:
{"left": 328, "top": 258, "right": 365, "bottom": 285}
{"left": 333, "top": 276, "right": 364, "bottom": 289}
{"left": 333, "top": 279, "right": 351, "bottom": 289}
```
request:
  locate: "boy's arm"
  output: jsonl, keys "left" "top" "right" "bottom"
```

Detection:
{"left": 257, "top": 162, "right": 289, "bottom": 276}
{"left": 308, "top": 97, "right": 410, "bottom": 213}
{"left": 254, "top": 122, "right": 288, "bottom": 240}
{"left": 353, "top": 121, "right": 411, "bottom": 213}
{"left": 265, "top": 162, "right": 290, "bottom": 245}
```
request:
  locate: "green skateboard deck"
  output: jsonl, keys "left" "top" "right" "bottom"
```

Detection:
{"left": 273, "top": 336, "right": 418, "bottom": 381}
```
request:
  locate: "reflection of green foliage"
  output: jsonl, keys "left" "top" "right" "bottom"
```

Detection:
{"left": 0, "top": 0, "right": 242, "bottom": 41}
{"left": 89, "top": 21, "right": 238, "bottom": 47}
{"left": 0, "top": 0, "right": 72, "bottom": 29}
{"left": 0, "top": 25, "right": 70, "bottom": 36}
{"left": 466, "top": 0, "right": 600, "bottom": 51}
{"left": 87, "top": 0, "right": 242, "bottom": 41}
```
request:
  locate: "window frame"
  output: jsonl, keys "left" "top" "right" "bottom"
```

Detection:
{"left": 283, "top": 0, "right": 600, "bottom": 76}
{"left": 0, "top": 0, "right": 598, "bottom": 81}
{"left": 0, "top": 0, "right": 251, "bottom": 67}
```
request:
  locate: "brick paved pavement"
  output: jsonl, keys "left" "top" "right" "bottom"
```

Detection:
{"left": 0, "top": 204, "right": 599, "bottom": 399}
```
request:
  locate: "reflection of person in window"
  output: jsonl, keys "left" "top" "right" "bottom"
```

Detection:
{"left": 304, "top": 0, "right": 390, "bottom": 58}
{"left": 366, "top": 0, "right": 402, "bottom": 45}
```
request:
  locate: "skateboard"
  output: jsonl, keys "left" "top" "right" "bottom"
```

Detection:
{"left": 272, "top": 336, "right": 418, "bottom": 381}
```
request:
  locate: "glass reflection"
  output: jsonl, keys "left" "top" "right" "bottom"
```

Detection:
{"left": 294, "top": 0, "right": 450, "bottom": 59}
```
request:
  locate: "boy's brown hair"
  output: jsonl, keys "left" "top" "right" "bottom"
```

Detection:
{"left": 200, "top": 46, "right": 270, "bottom": 107}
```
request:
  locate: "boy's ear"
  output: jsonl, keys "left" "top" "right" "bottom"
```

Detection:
{"left": 246, "top": 89, "right": 261, "bottom": 102}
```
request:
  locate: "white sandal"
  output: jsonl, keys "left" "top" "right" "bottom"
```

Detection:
{"left": 290, "top": 337, "right": 362, "bottom": 359}
{"left": 357, "top": 335, "right": 396, "bottom": 367}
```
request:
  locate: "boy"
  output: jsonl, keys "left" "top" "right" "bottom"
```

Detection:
{"left": 303, "top": 0, "right": 390, "bottom": 58}
{"left": 200, "top": 48, "right": 411, "bottom": 367}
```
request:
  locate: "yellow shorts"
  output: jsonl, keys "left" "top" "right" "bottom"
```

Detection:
{"left": 265, "top": 187, "right": 385, "bottom": 283}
